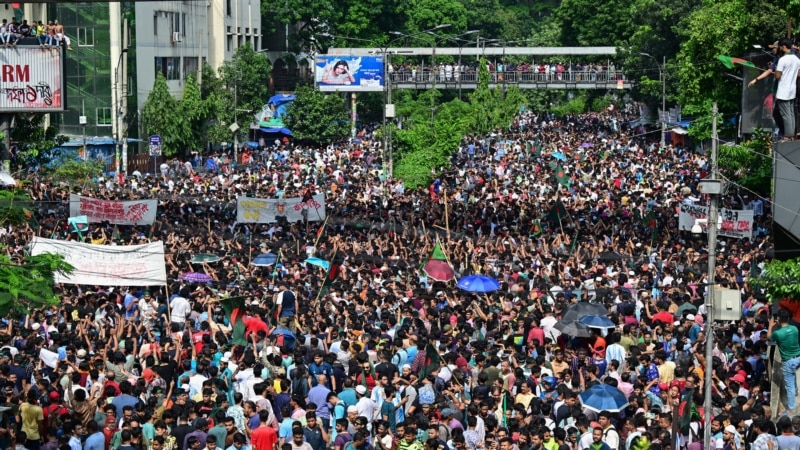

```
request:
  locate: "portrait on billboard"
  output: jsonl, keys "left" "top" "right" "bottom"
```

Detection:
{"left": 315, "top": 55, "right": 384, "bottom": 92}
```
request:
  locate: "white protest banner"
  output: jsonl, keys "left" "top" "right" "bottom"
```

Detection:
{"left": 677, "top": 203, "right": 754, "bottom": 240}
{"left": 237, "top": 194, "right": 326, "bottom": 223}
{"left": 29, "top": 236, "right": 167, "bottom": 286}
{"left": 69, "top": 194, "right": 158, "bottom": 225}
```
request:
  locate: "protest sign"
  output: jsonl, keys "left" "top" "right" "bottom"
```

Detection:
{"left": 677, "top": 203, "right": 754, "bottom": 240}
{"left": 237, "top": 194, "right": 326, "bottom": 223}
{"left": 29, "top": 237, "right": 167, "bottom": 286}
{"left": 69, "top": 194, "right": 157, "bottom": 225}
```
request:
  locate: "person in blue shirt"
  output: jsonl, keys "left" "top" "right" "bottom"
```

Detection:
{"left": 84, "top": 421, "right": 106, "bottom": 450}
{"left": 308, "top": 352, "right": 335, "bottom": 391}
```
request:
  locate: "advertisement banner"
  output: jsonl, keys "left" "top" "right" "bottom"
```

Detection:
{"left": 69, "top": 194, "right": 158, "bottom": 225}
{"left": 678, "top": 204, "right": 754, "bottom": 240}
{"left": 237, "top": 194, "right": 326, "bottom": 223}
{"left": 315, "top": 55, "right": 384, "bottom": 92}
{"left": 29, "top": 237, "right": 167, "bottom": 286}
{"left": 0, "top": 46, "right": 64, "bottom": 112}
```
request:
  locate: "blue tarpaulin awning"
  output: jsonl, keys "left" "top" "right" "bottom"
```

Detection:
{"left": 259, "top": 127, "right": 292, "bottom": 135}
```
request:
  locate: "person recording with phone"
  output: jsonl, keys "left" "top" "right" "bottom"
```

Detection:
{"left": 769, "top": 308, "right": 800, "bottom": 412}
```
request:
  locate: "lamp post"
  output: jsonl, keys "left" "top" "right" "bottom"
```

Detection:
{"left": 324, "top": 24, "right": 450, "bottom": 181}
{"left": 113, "top": 48, "right": 128, "bottom": 181}
{"left": 640, "top": 52, "right": 666, "bottom": 148}
{"left": 429, "top": 31, "right": 479, "bottom": 99}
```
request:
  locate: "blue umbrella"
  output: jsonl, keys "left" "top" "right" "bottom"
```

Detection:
{"left": 457, "top": 275, "right": 501, "bottom": 293}
{"left": 552, "top": 151, "right": 567, "bottom": 161}
{"left": 252, "top": 253, "right": 278, "bottom": 267}
{"left": 581, "top": 142, "right": 594, "bottom": 148}
{"left": 578, "top": 383, "right": 629, "bottom": 412}
{"left": 579, "top": 314, "right": 616, "bottom": 329}
{"left": 305, "top": 257, "right": 331, "bottom": 270}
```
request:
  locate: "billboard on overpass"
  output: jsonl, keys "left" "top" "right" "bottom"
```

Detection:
{"left": 315, "top": 55, "right": 384, "bottom": 92}
{"left": 0, "top": 46, "right": 65, "bottom": 112}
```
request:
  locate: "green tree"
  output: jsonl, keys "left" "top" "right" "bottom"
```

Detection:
{"left": 749, "top": 257, "right": 800, "bottom": 303}
{"left": 218, "top": 43, "right": 273, "bottom": 120}
{"left": 141, "top": 74, "right": 188, "bottom": 157}
{"left": 283, "top": 85, "right": 350, "bottom": 145}
{"left": 717, "top": 128, "right": 773, "bottom": 196}
{"left": 50, "top": 158, "right": 104, "bottom": 186}
{"left": 179, "top": 73, "right": 208, "bottom": 151}
{"left": 400, "top": 0, "right": 469, "bottom": 34}
{"left": 0, "top": 190, "right": 74, "bottom": 314}
{"left": 468, "top": 58, "right": 524, "bottom": 134}
{"left": 10, "top": 114, "right": 68, "bottom": 170}
{"left": 554, "top": 0, "right": 635, "bottom": 46}
{"left": 674, "top": 0, "right": 784, "bottom": 127}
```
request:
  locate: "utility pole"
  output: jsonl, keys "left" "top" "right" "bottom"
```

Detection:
{"left": 702, "top": 102, "right": 719, "bottom": 450}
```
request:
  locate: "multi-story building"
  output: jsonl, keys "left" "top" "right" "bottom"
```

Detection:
{"left": 22, "top": 0, "right": 261, "bottom": 150}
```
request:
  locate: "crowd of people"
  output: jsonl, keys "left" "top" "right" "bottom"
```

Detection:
{"left": 0, "top": 106, "right": 786, "bottom": 450}
{"left": 389, "top": 62, "right": 625, "bottom": 83}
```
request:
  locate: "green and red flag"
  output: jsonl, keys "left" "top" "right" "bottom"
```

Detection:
{"left": 642, "top": 211, "right": 657, "bottom": 230}
{"left": 555, "top": 165, "right": 570, "bottom": 187}
{"left": 531, "top": 219, "right": 542, "bottom": 237}
{"left": 420, "top": 239, "right": 448, "bottom": 269}
{"left": 418, "top": 343, "right": 441, "bottom": 380}
{"left": 548, "top": 200, "right": 569, "bottom": 223}
{"left": 220, "top": 295, "right": 248, "bottom": 346}
{"left": 319, "top": 251, "right": 343, "bottom": 297}
{"left": 717, "top": 55, "right": 756, "bottom": 69}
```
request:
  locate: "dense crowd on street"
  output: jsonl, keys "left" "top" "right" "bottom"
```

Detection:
{"left": 0, "top": 105, "right": 789, "bottom": 450}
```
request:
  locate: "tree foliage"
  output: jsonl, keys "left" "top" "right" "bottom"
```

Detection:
{"left": 749, "top": 257, "right": 800, "bottom": 303}
{"left": 50, "top": 158, "right": 105, "bottom": 185}
{"left": 284, "top": 85, "right": 350, "bottom": 145}
{"left": 10, "top": 114, "right": 68, "bottom": 170}
{"left": 717, "top": 128, "right": 773, "bottom": 196}
{"left": 141, "top": 74, "right": 187, "bottom": 157}
{"left": 555, "top": 0, "right": 634, "bottom": 46}
{"left": 0, "top": 190, "right": 73, "bottom": 314}
{"left": 218, "top": 43, "right": 273, "bottom": 121}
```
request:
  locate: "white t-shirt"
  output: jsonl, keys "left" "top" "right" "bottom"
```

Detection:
{"left": 170, "top": 296, "right": 191, "bottom": 324}
{"left": 776, "top": 53, "right": 800, "bottom": 100}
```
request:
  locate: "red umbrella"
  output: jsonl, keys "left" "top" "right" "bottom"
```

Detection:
{"left": 424, "top": 260, "right": 455, "bottom": 282}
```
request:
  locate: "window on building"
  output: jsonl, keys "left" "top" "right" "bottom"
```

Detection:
{"left": 76, "top": 27, "right": 94, "bottom": 47}
{"left": 183, "top": 57, "right": 199, "bottom": 79}
{"left": 227, "top": 35, "right": 232, "bottom": 52}
{"left": 226, "top": 0, "right": 231, "bottom": 16}
{"left": 96, "top": 107, "right": 112, "bottom": 127}
{"left": 155, "top": 57, "right": 181, "bottom": 81}
{"left": 153, "top": 13, "right": 158, "bottom": 35}
{"left": 172, "top": 12, "right": 181, "bottom": 35}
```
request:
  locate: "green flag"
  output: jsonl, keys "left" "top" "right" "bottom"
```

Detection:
{"left": 555, "top": 165, "right": 570, "bottom": 187}
{"left": 272, "top": 250, "right": 282, "bottom": 280}
{"left": 418, "top": 343, "right": 441, "bottom": 380}
{"left": 420, "top": 239, "right": 448, "bottom": 270}
{"left": 642, "top": 211, "right": 657, "bottom": 230}
{"left": 531, "top": 219, "right": 542, "bottom": 237}
{"left": 220, "top": 295, "right": 248, "bottom": 346}
{"left": 716, "top": 55, "right": 756, "bottom": 69}
{"left": 319, "top": 251, "right": 343, "bottom": 297}
{"left": 68, "top": 215, "right": 88, "bottom": 239}
{"left": 548, "top": 200, "right": 568, "bottom": 223}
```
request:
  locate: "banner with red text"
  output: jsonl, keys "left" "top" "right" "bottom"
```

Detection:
{"left": 677, "top": 203, "right": 754, "bottom": 240}
{"left": 29, "top": 237, "right": 167, "bottom": 286}
{"left": 0, "top": 46, "right": 64, "bottom": 112}
{"left": 69, "top": 194, "right": 157, "bottom": 225}
{"left": 237, "top": 194, "right": 326, "bottom": 223}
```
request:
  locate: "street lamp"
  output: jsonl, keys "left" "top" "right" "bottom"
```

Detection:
{"left": 429, "top": 30, "right": 478, "bottom": 99}
{"left": 640, "top": 52, "right": 666, "bottom": 148}
{"left": 114, "top": 47, "right": 129, "bottom": 181}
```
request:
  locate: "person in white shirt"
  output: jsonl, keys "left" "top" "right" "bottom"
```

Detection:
{"left": 354, "top": 385, "right": 375, "bottom": 426}
{"left": 170, "top": 293, "right": 191, "bottom": 326}
{"left": 775, "top": 38, "right": 800, "bottom": 138}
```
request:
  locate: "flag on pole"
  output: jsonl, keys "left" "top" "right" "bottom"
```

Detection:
{"left": 555, "top": 165, "right": 570, "bottom": 187}
{"left": 67, "top": 215, "right": 88, "bottom": 239}
{"left": 272, "top": 250, "right": 282, "bottom": 280}
{"left": 420, "top": 238, "right": 448, "bottom": 269}
{"left": 531, "top": 219, "right": 542, "bottom": 237}
{"left": 716, "top": 55, "right": 756, "bottom": 69}
{"left": 548, "top": 200, "right": 568, "bottom": 223}
{"left": 319, "top": 251, "right": 343, "bottom": 297}
{"left": 220, "top": 295, "right": 248, "bottom": 346}
{"left": 418, "top": 343, "right": 441, "bottom": 379}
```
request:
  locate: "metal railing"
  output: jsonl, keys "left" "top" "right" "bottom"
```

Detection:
{"left": 388, "top": 69, "right": 626, "bottom": 83}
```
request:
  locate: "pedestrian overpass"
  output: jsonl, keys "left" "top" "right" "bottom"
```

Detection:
{"left": 326, "top": 46, "right": 633, "bottom": 90}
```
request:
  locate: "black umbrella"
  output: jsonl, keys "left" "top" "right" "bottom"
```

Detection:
{"left": 598, "top": 252, "right": 628, "bottom": 262}
{"left": 554, "top": 320, "right": 592, "bottom": 338}
{"left": 561, "top": 301, "right": 609, "bottom": 323}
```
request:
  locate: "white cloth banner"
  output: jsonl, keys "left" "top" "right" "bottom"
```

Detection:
{"left": 29, "top": 237, "right": 167, "bottom": 286}
{"left": 236, "top": 194, "right": 326, "bottom": 223}
{"left": 69, "top": 194, "right": 158, "bottom": 225}
{"left": 677, "top": 204, "right": 754, "bottom": 240}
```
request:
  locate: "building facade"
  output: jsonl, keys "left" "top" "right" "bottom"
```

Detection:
{"left": 25, "top": 0, "right": 261, "bottom": 146}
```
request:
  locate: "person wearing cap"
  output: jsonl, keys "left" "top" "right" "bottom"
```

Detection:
{"left": 770, "top": 308, "right": 800, "bottom": 412}
{"left": 353, "top": 385, "right": 374, "bottom": 428}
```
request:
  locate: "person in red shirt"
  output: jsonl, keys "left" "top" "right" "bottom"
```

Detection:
{"left": 251, "top": 410, "right": 278, "bottom": 450}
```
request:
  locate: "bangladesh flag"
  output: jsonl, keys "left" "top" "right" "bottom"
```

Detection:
{"left": 531, "top": 219, "right": 542, "bottom": 237}
{"left": 319, "top": 251, "right": 343, "bottom": 296}
{"left": 68, "top": 215, "right": 89, "bottom": 234}
{"left": 418, "top": 343, "right": 441, "bottom": 379}
{"left": 642, "top": 211, "right": 657, "bottom": 230}
{"left": 676, "top": 388, "right": 700, "bottom": 435}
{"left": 555, "top": 165, "right": 570, "bottom": 187}
{"left": 548, "top": 200, "right": 568, "bottom": 223}
{"left": 220, "top": 295, "right": 248, "bottom": 346}
{"left": 717, "top": 55, "right": 756, "bottom": 69}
